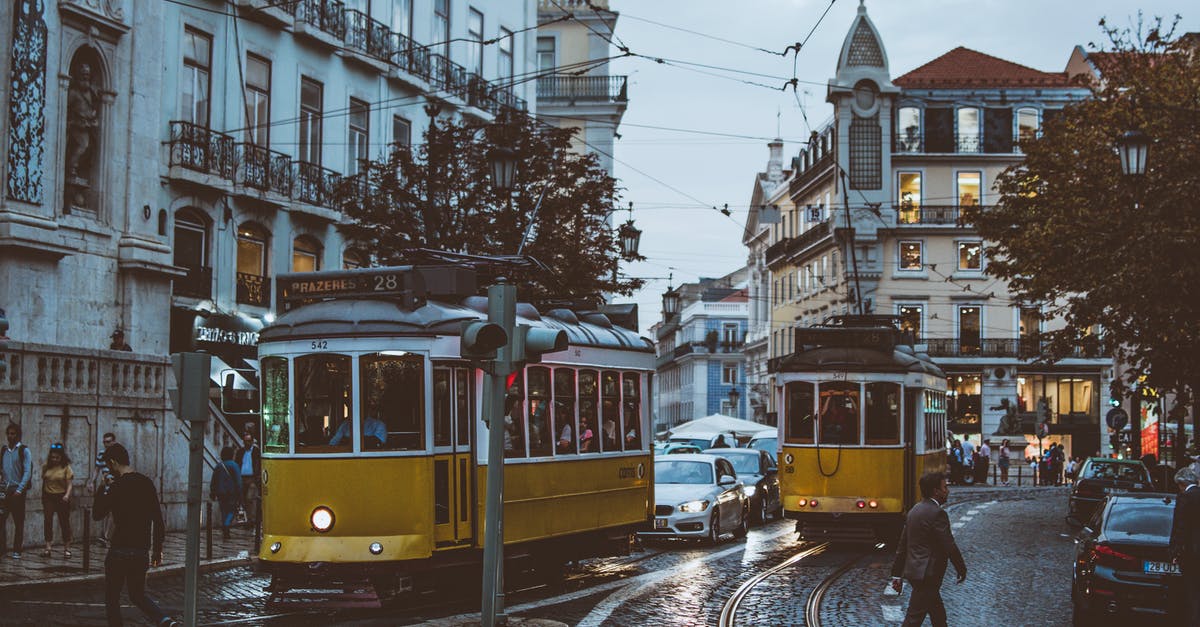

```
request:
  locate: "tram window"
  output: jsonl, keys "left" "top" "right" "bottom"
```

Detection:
{"left": 434, "top": 369, "right": 452, "bottom": 447}
{"left": 784, "top": 382, "right": 815, "bottom": 444}
{"left": 361, "top": 353, "right": 425, "bottom": 451}
{"left": 504, "top": 387, "right": 527, "bottom": 459}
{"left": 818, "top": 382, "right": 860, "bottom": 445}
{"left": 294, "top": 354, "right": 352, "bottom": 453}
{"left": 527, "top": 367, "right": 552, "bottom": 457}
{"left": 553, "top": 369, "right": 577, "bottom": 455}
{"left": 865, "top": 382, "right": 901, "bottom": 445}
{"left": 455, "top": 368, "right": 471, "bottom": 448}
{"left": 261, "top": 356, "right": 290, "bottom": 454}
{"left": 601, "top": 371, "right": 621, "bottom": 451}
{"left": 623, "top": 372, "right": 642, "bottom": 450}
{"left": 579, "top": 370, "right": 598, "bottom": 453}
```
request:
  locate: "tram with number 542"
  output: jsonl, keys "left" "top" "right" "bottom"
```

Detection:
{"left": 771, "top": 316, "right": 948, "bottom": 542}
{"left": 254, "top": 265, "right": 655, "bottom": 605}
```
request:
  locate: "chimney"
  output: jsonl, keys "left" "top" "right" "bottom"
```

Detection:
{"left": 767, "top": 139, "right": 784, "bottom": 183}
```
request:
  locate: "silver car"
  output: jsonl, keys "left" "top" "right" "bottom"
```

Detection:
{"left": 641, "top": 454, "right": 749, "bottom": 543}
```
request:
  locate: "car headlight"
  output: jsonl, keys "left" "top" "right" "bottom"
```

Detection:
{"left": 678, "top": 499, "right": 710, "bottom": 513}
{"left": 741, "top": 485, "right": 757, "bottom": 497}
{"left": 311, "top": 506, "right": 335, "bottom": 532}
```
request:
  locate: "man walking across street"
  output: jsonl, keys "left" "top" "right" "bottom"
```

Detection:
{"left": 1, "top": 423, "right": 33, "bottom": 558}
{"left": 93, "top": 443, "right": 180, "bottom": 627}
{"left": 95, "top": 432, "right": 118, "bottom": 546}
{"left": 235, "top": 426, "right": 261, "bottom": 527}
{"left": 890, "top": 472, "right": 967, "bottom": 627}
{"left": 1170, "top": 466, "right": 1200, "bottom": 625}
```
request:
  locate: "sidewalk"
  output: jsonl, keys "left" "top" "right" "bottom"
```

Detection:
{"left": 0, "top": 522, "right": 257, "bottom": 590}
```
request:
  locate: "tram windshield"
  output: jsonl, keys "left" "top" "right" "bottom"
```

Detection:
{"left": 295, "top": 354, "right": 353, "bottom": 453}
{"left": 819, "top": 382, "right": 860, "bottom": 445}
{"left": 360, "top": 353, "right": 425, "bottom": 451}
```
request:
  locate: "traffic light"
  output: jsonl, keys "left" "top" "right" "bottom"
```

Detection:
{"left": 1108, "top": 381, "right": 1122, "bottom": 408}
{"left": 511, "top": 324, "right": 567, "bottom": 365}
{"left": 1110, "top": 434, "right": 1120, "bottom": 450}
{"left": 461, "top": 321, "right": 507, "bottom": 361}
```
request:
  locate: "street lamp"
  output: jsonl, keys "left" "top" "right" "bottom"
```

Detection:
{"left": 662, "top": 288, "right": 681, "bottom": 318}
{"left": 728, "top": 386, "right": 740, "bottom": 418}
{"left": 1117, "top": 130, "right": 1151, "bottom": 177}
{"left": 489, "top": 145, "right": 517, "bottom": 193}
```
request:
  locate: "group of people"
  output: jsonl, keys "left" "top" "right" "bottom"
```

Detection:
{"left": 1, "top": 424, "right": 82, "bottom": 560}
{"left": 209, "top": 426, "right": 262, "bottom": 539}
{"left": 946, "top": 437, "right": 994, "bottom": 485}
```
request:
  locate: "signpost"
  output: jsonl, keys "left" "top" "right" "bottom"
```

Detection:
{"left": 169, "top": 352, "right": 210, "bottom": 627}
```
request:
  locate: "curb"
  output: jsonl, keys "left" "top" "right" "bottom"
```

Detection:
{"left": 0, "top": 554, "right": 255, "bottom": 591}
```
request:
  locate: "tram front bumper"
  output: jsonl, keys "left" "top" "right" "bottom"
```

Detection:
{"left": 259, "top": 533, "right": 433, "bottom": 564}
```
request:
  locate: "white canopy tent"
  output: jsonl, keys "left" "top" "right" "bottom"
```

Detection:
{"left": 666, "top": 414, "right": 774, "bottom": 439}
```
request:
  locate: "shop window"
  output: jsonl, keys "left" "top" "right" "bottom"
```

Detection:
{"left": 785, "top": 381, "right": 815, "bottom": 444}
{"left": 899, "top": 241, "right": 923, "bottom": 271}
{"left": 819, "top": 382, "right": 859, "bottom": 445}
{"left": 294, "top": 354, "right": 352, "bottom": 453}
{"left": 865, "top": 382, "right": 901, "bottom": 444}
{"left": 292, "top": 236, "right": 321, "bottom": 272}
{"left": 948, "top": 373, "right": 982, "bottom": 432}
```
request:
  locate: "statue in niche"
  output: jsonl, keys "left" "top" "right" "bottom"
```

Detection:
{"left": 65, "top": 62, "right": 99, "bottom": 183}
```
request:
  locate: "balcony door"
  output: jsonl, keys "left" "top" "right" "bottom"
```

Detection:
{"left": 173, "top": 209, "right": 210, "bottom": 298}
{"left": 958, "top": 306, "right": 980, "bottom": 355}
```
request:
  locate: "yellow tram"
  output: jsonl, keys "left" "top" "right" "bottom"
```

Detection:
{"left": 255, "top": 266, "right": 654, "bottom": 602}
{"left": 773, "top": 316, "right": 947, "bottom": 542}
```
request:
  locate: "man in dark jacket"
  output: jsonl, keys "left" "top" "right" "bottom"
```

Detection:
{"left": 235, "top": 428, "right": 261, "bottom": 526}
{"left": 1170, "top": 466, "right": 1200, "bottom": 625}
{"left": 890, "top": 472, "right": 967, "bottom": 627}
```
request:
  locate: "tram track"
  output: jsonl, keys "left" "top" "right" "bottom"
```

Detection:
{"left": 803, "top": 550, "right": 868, "bottom": 627}
{"left": 716, "top": 542, "right": 830, "bottom": 627}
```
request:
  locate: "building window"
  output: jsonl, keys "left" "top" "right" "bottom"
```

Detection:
{"left": 244, "top": 54, "right": 270, "bottom": 146}
{"left": 498, "top": 27, "right": 514, "bottom": 83}
{"left": 237, "top": 223, "right": 269, "bottom": 277}
{"left": 392, "top": 115, "right": 411, "bottom": 149}
{"left": 948, "top": 373, "right": 982, "bottom": 431}
{"left": 299, "top": 77, "right": 322, "bottom": 165}
{"left": 181, "top": 27, "right": 212, "bottom": 127}
{"left": 1019, "top": 306, "right": 1040, "bottom": 337}
{"left": 958, "top": 241, "right": 982, "bottom": 271}
{"left": 343, "top": 248, "right": 365, "bottom": 270}
{"left": 896, "top": 106, "right": 921, "bottom": 151}
{"left": 466, "top": 8, "right": 483, "bottom": 75}
{"left": 959, "top": 306, "right": 981, "bottom": 353}
{"left": 898, "top": 171, "right": 921, "bottom": 223}
{"left": 957, "top": 172, "right": 981, "bottom": 207}
{"left": 899, "top": 241, "right": 923, "bottom": 271}
{"left": 1016, "top": 107, "right": 1039, "bottom": 148}
{"left": 433, "top": 0, "right": 450, "bottom": 60}
{"left": 292, "top": 236, "right": 322, "bottom": 272}
{"left": 722, "top": 323, "right": 739, "bottom": 346}
{"left": 898, "top": 304, "right": 922, "bottom": 338}
{"left": 537, "top": 36, "right": 555, "bottom": 72}
{"left": 849, "top": 114, "right": 882, "bottom": 189}
{"left": 391, "top": 0, "right": 412, "bottom": 40}
{"left": 957, "top": 107, "right": 981, "bottom": 153}
{"left": 722, "top": 364, "right": 737, "bottom": 384}
{"left": 820, "top": 255, "right": 828, "bottom": 287}
{"left": 174, "top": 210, "right": 207, "bottom": 271}
{"left": 348, "top": 98, "right": 369, "bottom": 176}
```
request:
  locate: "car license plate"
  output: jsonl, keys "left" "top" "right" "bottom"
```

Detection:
{"left": 654, "top": 518, "right": 668, "bottom": 529}
{"left": 1145, "top": 561, "right": 1180, "bottom": 575}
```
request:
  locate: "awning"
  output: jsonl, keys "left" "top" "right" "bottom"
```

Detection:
{"left": 209, "top": 354, "right": 256, "bottom": 390}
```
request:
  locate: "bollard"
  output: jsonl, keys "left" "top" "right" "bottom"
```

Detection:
{"left": 993, "top": 464, "right": 998, "bottom": 485}
{"left": 1016, "top": 465, "right": 1023, "bottom": 487}
{"left": 205, "top": 501, "right": 213, "bottom": 561}
{"left": 82, "top": 507, "right": 91, "bottom": 572}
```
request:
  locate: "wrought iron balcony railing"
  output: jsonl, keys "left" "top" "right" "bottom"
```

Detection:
{"left": 297, "top": 0, "right": 345, "bottom": 39}
{"left": 764, "top": 220, "right": 831, "bottom": 268}
{"left": 169, "top": 121, "right": 236, "bottom": 180}
{"left": 236, "top": 143, "right": 293, "bottom": 196}
{"left": 294, "top": 161, "right": 342, "bottom": 206}
{"left": 894, "top": 204, "right": 985, "bottom": 226}
{"left": 343, "top": 9, "right": 391, "bottom": 59}
{"left": 919, "top": 337, "right": 1101, "bottom": 359}
{"left": 236, "top": 272, "right": 270, "bottom": 307}
{"left": 894, "top": 133, "right": 1041, "bottom": 155}
{"left": 537, "top": 75, "right": 628, "bottom": 103}
{"left": 173, "top": 265, "right": 213, "bottom": 299}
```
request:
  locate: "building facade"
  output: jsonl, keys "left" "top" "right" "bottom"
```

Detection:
{"left": 652, "top": 269, "right": 748, "bottom": 433}
{"left": 757, "top": 2, "right": 1113, "bottom": 460}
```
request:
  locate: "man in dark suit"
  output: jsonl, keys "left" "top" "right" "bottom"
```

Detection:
{"left": 890, "top": 472, "right": 967, "bottom": 627}
{"left": 1170, "top": 466, "right": 1200, "bottom": 625}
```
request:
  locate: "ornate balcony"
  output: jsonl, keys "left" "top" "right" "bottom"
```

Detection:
{"left": 295, "top": 0, "right": 345, "bottom": 46}
{"left": 167, "top": 121, "right": 236, "bottom": 188}
{"left": 235, "top": 143, "right": 293, "bottom": 198}
{"left": 173, "top": 265, "right": 212, "bottom": 299}
{"left": 894, "top": 204, "right": 985, "bottom": 226}
{"left": 764, "top": 220, "right": 832, "bottom": 269}
{"left": 537, "top": 75, "right": 628, "bottom": 103}
{"left": 294, "top": 161, "right": 342, "bottom": 207}
{"left": 236, "top": 272, "right": 270, "bottom": 307}
{"left": 920, "top": 337, "right": 1100, "bottom": 359}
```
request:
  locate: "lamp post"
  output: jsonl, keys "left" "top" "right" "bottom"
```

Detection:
{"left": 728, "top": 386, "right": 741, "bottom": 419}
{"left": 662, "top": 288, "right": 681, "bottom": 319}
{"left": 1117, "top": 128, "right": 1150, "bottom": 459}
{"left": 616, "top": 202, "right": 642, "bottom": 261}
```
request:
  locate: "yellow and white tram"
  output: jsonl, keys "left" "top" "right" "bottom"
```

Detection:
{"left": 255, "top": 266, "right": 654, "bottom": 602}
{"left": 773, "top": 316, "right": 947, "bottom": 542}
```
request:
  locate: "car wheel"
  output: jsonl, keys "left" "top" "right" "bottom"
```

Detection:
{"left": 758, "top": 494, "right": 770, "bottom": 523}
{"left": 707, "top": 509, "right": 721, "bottom": 545}
{"left": 734, "top": 504, "right": 749, "bottom": 539}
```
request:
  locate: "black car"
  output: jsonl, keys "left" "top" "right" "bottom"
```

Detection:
{"left": 1068, "top": 458, "right": 1156, "bottom": 522}
{"left": 703, "top": 448, "right": 781, "bottom": 524}
{"left": 1071, "top": 493, "right": 1180, "bottom": 623}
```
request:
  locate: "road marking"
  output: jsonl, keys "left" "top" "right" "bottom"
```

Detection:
{"left": 881, "top": 604, "right": 905, "bottom": 622}
{"left": 951, "top": 522, "right": 964, "bottom": 529}
{"left": 967, "top": 509, "right": 980, "bottom": 515}
{"left": 959, "top": 516, "right": 973, "bottom": 522}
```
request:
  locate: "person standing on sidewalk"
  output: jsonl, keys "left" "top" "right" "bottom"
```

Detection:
{"left": 890, "top": 472, "right": 967, "bottom": 627}
{"left": 1, "top": 423, "right": 33, "bottom": 559}
{"left": 976, "top": 439, "right": 991, "bottom": 485}
{"left": 41, "top": 443, "right": 74, "bottom": 558}
{"left": 210, "top": 446, "right": 242, "bottom": 539}
{"left": 93, "top": 443, "right": 180, "bottom": 627}
{"left": 94, "top": 432, "right": 117, "bottom": 547}
{"left": 997, "top": 439, "right": 1011, "bottom": 486}
{"left": 1169, "top": 466, "right": 1200, "bottom": 625}
{"left": 234, "top": 426, "right": 261, "bottom": 527}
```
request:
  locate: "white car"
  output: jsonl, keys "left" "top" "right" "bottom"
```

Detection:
{"left": 641, "top": 454, "right": 749, "bottom": 543}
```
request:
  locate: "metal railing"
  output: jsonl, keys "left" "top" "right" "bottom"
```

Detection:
{"left": 894, "top": 204, "right": 985, "bottom": 226}
{"left": 297, "top": 0, "right": 345, "bottom": 39}
{"left": 236, "top": 272, "right": 270, "bottom": 307}
{"left": 236, "top": 143, "right": 293, "bottom": 196}
{"left": 765, "top": 220, "right": 831, "bottom": 267}
{"left": 920, "top": 337, "right": 1101, "bottom": 359}
{"left": 173, "top": 265, "right": 213, "bottom": 299}
{"left": 894, "top": 133, "right": 1038, "bottom": 154}
{"left": 169, "top": 121, "right": 236, "bottom": 180}
{"left": 294, "top": 161, "right": 342, "bottom": 206}
{"left": 536, "top": 75, "right": 628, "bottom": 102}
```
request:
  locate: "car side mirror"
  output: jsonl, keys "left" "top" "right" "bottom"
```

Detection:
{"left": 719, "top": 475, "right": 737, "bottom": 486}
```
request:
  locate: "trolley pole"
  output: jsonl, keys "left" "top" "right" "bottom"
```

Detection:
{"left": 481, "top": 281, "right": 516, "bottom": 627}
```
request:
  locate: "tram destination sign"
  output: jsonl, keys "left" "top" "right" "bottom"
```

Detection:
{"left": 276, "top": 268, "right": 426, "bottom": 311}
{"left": 794, "top": 327, "right": 896, "bottom": 351}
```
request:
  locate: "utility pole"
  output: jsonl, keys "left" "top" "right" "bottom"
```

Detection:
{"left": 169, "top": 353, "right": 211, "bottom": 627}
{"left": 480, "top": 280, "right": 516, "bottom": 627}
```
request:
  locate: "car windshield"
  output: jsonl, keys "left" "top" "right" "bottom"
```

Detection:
{"left": 1083, "top": 462, "right": 1150, "bottom": 483}
{"left": 717, "top": 453, "right": 760, "bottom": 476}
{"left": 671, "top": 438, "right": 712, "bottom": 450}
{"left": 749, "top": 437, "right": 777, "bottom": 454}
{"left": 1105, "top": 502, "right": 1173, "bottom": 537}
{"left": 655, "top": 460, "right": 714, "bottom": 485}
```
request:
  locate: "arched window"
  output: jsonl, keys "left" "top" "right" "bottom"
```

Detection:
{"left": 236, "top": 223, "right": 270, "bottom": 306}
{"left": 173, "top": 208, "right": 210, "bottom": 298}
{"left": 292, "top": 235, "right": 322, "bottom": 272}
{"left": 342, "top": 248, "right": 365, "bottom": 270}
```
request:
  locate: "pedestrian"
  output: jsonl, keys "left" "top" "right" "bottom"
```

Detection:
{"left": 1066, "top": 456, "right": 1079, "bottom": 486}
{"left": 711, "top": 434, "right": 730, "bottom": 449}
{"left": 976, "top": 439, "right": 991, "bottom": 485}
{"left": 235, "top": 427, "right": 261, "bottom": 527}
{"left": 998, "top": 439, "right": 1011, "bottom": 486}
{"left": 108, "top": 329, "right": 132, "bottom": 351}
{"left": 1169, "top": 466, "right": 1200, "bottom": 625}
{"left": 41, "top": 442, "right": 74, "bottom": 558}
{"left": 1051, "top": 443, "right": 1066, "bottom": 486}
{"left": 948, "top": 439, "right": 963, "bottom": 485}
{"left": 93, "top": 443, "right": 180, "bottom": 627}
{"left": 210, "top": 446, "right": 242, "bottom": 540}
{"left": 95, "top": 432, "right": 117, "bottom": 547}
{"left": 1, "top": 423, "right": 33, "bottom": 559}
{"left": 890, "top": 472, "right": 967, "bottom": 627}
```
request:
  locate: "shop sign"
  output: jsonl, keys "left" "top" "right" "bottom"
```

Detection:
{"left": 195, "top": 326, "right": 259, "bottom": 347}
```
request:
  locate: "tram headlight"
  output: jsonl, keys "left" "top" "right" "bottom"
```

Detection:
{"left": 369, "top": 542, "right": 384, "bottom": 555}
{"left": 678, "top": 500, "right": 710, "bottom": 513}
{"left": 310, "top": 506, "right": 335, "bottom": 532}
{"left": 741, "top": 485, "right": 757, "bottom": 497}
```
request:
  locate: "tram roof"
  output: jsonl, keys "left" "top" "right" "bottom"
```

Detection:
{"left": 770, "top": 344, "right": 945, "bottom": 377}
{"left": 260, "top": 297, "right": 653, "bottom": 353}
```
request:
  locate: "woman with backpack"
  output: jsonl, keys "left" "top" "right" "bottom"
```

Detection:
{"left": 210, "top": 447, "right": 242, "bottom": 539}
{"left": 41, "top": 443, "right": 74, "bottom": 558}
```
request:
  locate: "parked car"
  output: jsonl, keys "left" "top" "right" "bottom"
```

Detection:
{"left": 653, "top": 442, "right": 704, "bottom": 456}
{"left": 1071, "top": 493, "right": 1180, "bottom": 623}
{"left": 665, "top": 431, "right": 742, "bottom": 451}
{"left": 703, "top": 447, "right": 781, "bottom": 523}
{"left": 640, "top": 454, "right": 749, "bottom": 544}
{"left": 1068, "top": 458, "right": 1156, "bottom": 522}
{"left": 747, "top": 432, "right": 778, "bottom": 462}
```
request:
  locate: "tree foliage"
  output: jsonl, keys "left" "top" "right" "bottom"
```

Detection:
{"left": 338, "top": 110, "right": 643, "bottom": 303}
{"left": 974, "top": 17, "right": 1200, "bottom": 397}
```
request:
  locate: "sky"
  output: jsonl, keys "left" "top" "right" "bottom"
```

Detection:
{"left": 602, "top": 0, "right": 1198, "bottom": 334}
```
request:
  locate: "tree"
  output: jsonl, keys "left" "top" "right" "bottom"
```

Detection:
{"left": 338, "top": 109, "right": 643, "bottom": 302}
{"left": 973, "top": 18, "right": 1200, "bottom": 431}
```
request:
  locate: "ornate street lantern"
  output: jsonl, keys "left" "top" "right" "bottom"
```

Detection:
{"left": 728, "top": 386, "right": 740, "bottom": 408}
{"left": 1117, "top": 130, "right": 1150, "bottom": 177}
{"left": 662, "top": 288, "right": 681, "bottom": 317}
{"left": 617, "top": 220, "right": 642, "bottom": 260}
{"left": 489, "top": 146, "right": 517, "bottom": 193}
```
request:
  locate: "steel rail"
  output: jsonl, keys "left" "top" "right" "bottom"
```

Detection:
{"left": 804, "top": 552, "right": 867, "bottom": 627}
{"left": 717, "top": 542, "right": 829, "bottom": 627}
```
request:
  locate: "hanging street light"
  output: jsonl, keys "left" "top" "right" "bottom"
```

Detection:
{"left": 488, "top": 145, "right": 517, "bottom": 193}
{"left": 728, "top": 386, "right": 741, "bottom": 417}
{"left": 662, "top": 288, "right": 681, "bottom": 318}
{"left": 1117, "top": 129, "right": 1151, "bottom": 177}
{"left": 614, "top": 201, "right": 642, "bottom": 260}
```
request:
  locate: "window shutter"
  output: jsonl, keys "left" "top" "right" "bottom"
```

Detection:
{"left": 983, "top": 107, "right": 1013, "bottom": 153}
{"left": 925, "top": 108, "right": 954, "bottom": 152}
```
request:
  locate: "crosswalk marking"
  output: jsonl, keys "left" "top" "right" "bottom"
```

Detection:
{"left": 881, "top": 604, "right": 905, "bottom": 622}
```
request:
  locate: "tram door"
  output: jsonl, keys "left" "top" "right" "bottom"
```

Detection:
{"left": 433, "top": 367, "right": 476, "bottom": 547}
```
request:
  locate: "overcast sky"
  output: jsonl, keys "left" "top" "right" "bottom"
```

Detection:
{"left": 603, "top": 0, "right": 1197, "bottom": 334}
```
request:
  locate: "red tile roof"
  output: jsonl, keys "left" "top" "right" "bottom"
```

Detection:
{"left": 895, "top": 46, "right": 1072, "bottom": 88}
